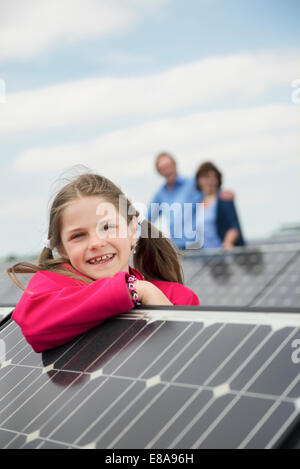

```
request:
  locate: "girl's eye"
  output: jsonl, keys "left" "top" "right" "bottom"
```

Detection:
{"left": 71, "top": 233, "right": 84, "bottom": 240}
{"left": 102, "top": 224, "right": 116, "bottom": 231}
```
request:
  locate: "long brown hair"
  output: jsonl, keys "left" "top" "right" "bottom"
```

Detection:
{"left": 7, "top": 172, "right": 184, "bottom": 290}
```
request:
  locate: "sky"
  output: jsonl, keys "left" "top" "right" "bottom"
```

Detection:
{"left": 0, "top": 0, "right": 300, "bottom": 259}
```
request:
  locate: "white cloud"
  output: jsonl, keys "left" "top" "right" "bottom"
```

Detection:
{"left": 1, "top": 51, "right": 298, "bottom": 136}
{"left": 0, "top": 196, "right": 46, "bottom": 217}
{"left": 102, "top": 51, "right": 155, "bottom": 67}
{"left": 0, "top": 0, "right": 166, "bottom": 62}
{"left": 12, "top": 104, "right": 299, "bottom": 178}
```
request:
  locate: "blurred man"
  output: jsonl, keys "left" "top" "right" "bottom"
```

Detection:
{"left": 147, "top": 152, "right": 201, "bottom": 249}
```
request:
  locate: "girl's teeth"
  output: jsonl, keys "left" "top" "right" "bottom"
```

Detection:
{"left": 89, "top": 254, "right": 114, "bottom": 264}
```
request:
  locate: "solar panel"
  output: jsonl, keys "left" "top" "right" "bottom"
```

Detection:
{"left": 180, "top": 254, "right": 209, "bottom": 284}
{"left": 181, "top": 244, "right": 300, "bottom": 308}
{"left": 0, "top": 308, "right": 299, "bottom": 449}
{"left": 253, "top": 253, "right": 300, "bottom": 308}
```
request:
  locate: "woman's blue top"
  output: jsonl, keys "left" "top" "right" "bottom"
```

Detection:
{"left": 202, "top": 201, "right": 222, "bottom": 249}
{"left": 192, "top": 191, "right": 245, "bottom": 249}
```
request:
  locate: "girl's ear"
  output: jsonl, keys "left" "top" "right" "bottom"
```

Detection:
{"left": 57, "top": 244, "right": 68, "bottom": 260}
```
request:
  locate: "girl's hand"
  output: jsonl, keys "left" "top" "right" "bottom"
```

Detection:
{"left": 134, "top": 280, "right": 173, "bottom": 306}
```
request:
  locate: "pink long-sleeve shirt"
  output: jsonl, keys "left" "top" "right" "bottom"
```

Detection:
{"left": 12, "top": 266, "right": 199, "bottom": 353}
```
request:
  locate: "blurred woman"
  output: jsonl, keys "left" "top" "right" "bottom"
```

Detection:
{"left": 195, "top": 161, "right": 245, "bottom": 250}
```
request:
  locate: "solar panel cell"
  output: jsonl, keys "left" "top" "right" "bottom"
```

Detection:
{"left": 161, "top": 323, "right": 221, "bottom": 382}
{"left": 77, "top": 380, "right": 145, "bottom": 447}
{"left": 207, "top": 325, "right": 271, "bottom": 387}
{"left": 230, "top": 328, "right": 297, "bottom": 391}
{"left": 95, "top": 381, "right": 165, "bottom": 449}
{"left": 150, "top": 390, "right": 212, "bottom": 449}
{"left": 242, "top": 401, "right": 297, "bottom": 449}
{"left": 170, "top": 393, "right": 235, "bottom": 448}
{"left": 112, "top": 321, "right": 196, "bottom": 379}
{"left": 197, "top": 395, "right": 279, "bottom": 449}
{"left": 97, "top": 384, "right": 194, "bottom": 449}
{"left": 172, "top": 323, "right": 256, "bottom": 386}
{"left": 142, "top": 322, "right": 203, "bottom": 380}
{"left": 44, "top": 376, "right": 134, "bottom": 445}
{"left": 247, "top": 331, "right": 300, "bottom": 396}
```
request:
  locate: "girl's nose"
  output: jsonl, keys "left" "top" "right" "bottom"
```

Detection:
{"left": 88, "top": 233, "right": 106, "bottom": 249}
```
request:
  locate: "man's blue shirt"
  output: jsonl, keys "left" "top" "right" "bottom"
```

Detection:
{"left": 147, "top": 176, "right": 201, "bottom": 249}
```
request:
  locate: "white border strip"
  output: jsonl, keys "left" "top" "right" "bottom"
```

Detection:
{"left": 0, "top": 307, "right": 13, "bottom": 317}
{"left": 0, "top": 307, "right": 13, "bottom": 325}
{"left": 121, "top": 309, "right": 300, "bottom": 330}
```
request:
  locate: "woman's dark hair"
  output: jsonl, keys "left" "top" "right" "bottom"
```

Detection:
{"left": 7, "top": 172, "right": 184, "bottom": 291}
{"left": 195, "top": 161, "right": 222, "bottom": 191}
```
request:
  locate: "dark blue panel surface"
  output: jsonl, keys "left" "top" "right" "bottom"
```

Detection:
{"left": 0, "top": 312, "right": 299, "bottom": 449}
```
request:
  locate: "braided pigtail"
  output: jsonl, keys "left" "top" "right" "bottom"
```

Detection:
{"left": 133, "top": 218, "right": 184, "bottom": 284}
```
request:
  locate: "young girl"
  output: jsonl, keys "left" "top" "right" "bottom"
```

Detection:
{"left": 8, "top": 172, "right": 199, "bottom": 353}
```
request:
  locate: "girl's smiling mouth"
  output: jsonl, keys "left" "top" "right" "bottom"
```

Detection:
{"left": 87, "top": 253, "right": 116, "bottom": 265}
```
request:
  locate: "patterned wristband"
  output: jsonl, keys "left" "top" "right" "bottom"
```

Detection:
{"left": 128, "top": 275, "right": 142, "bottom": 307}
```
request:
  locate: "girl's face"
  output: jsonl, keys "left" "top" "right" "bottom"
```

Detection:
{"left": 59, "top": 196, "right": 138, "bottom": 280}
